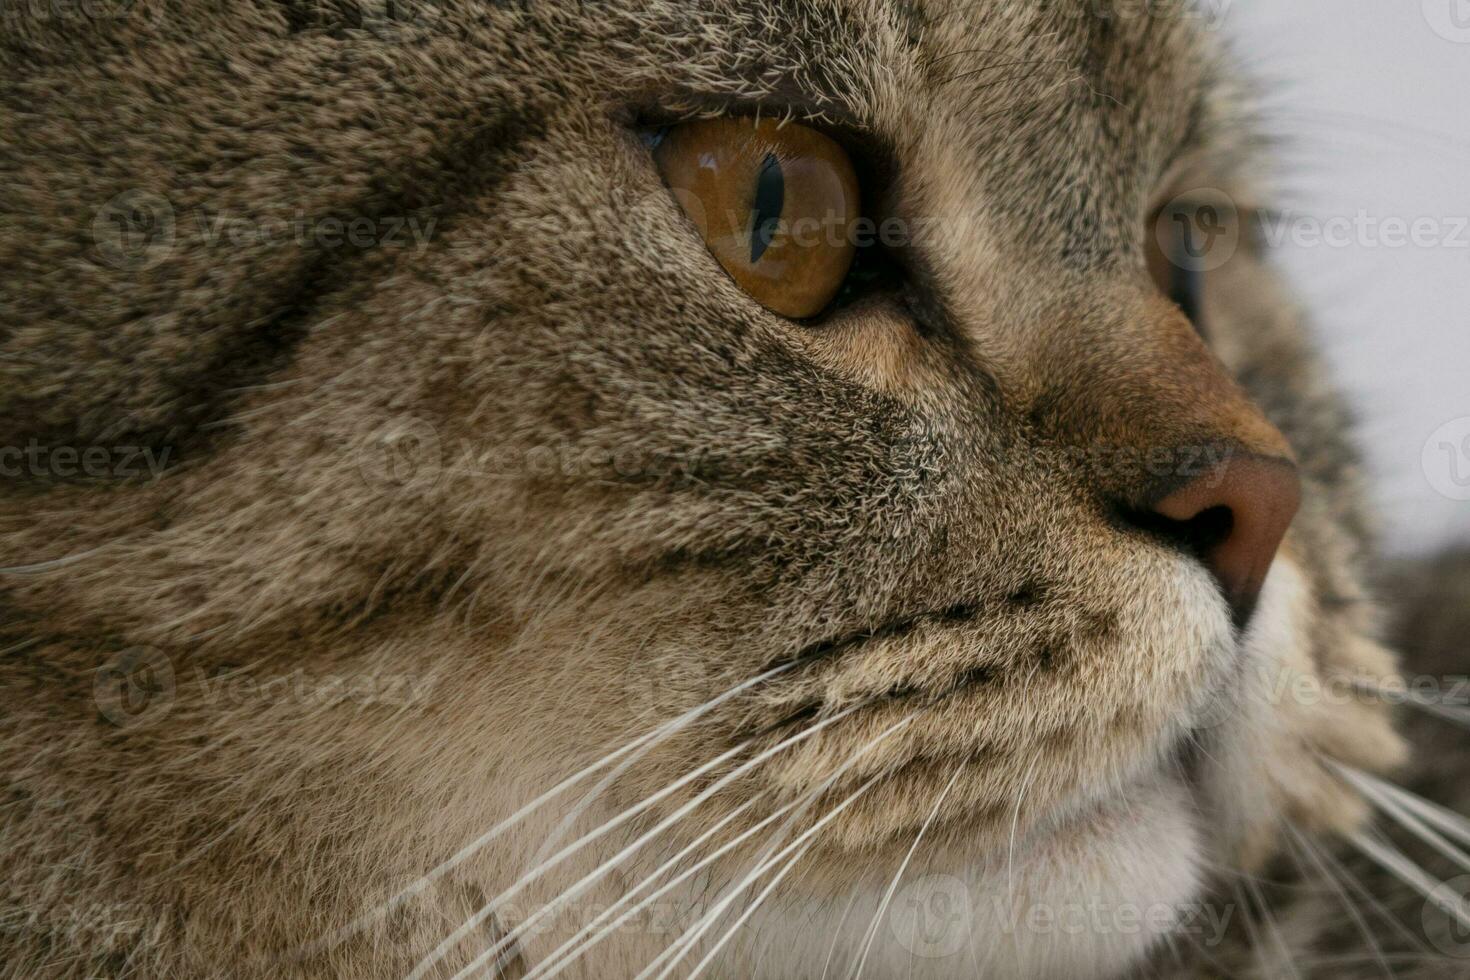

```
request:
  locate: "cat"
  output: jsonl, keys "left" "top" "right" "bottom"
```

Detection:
{"left": 1, "top": 1, "right": 1465, "bottom": 977}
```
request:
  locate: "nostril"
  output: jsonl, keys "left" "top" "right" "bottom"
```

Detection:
{"left": 1126, "top": 504, "right": 1235, "bottom": 560}
{"left": 1121, "top": 453, "right": 1301, "bottom": 628}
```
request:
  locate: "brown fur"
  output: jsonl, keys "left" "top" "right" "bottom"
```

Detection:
{"left": 0, "top": 1, "right": 1460, "bottom": 977}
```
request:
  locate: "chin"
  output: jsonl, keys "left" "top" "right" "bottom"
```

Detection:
{"left": 720, "top": 773, "right": 1201, "bottom": 980}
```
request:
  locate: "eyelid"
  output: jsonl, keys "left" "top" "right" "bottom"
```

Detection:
{"left": 632, "top": 104, "right": 896, "bottom": 200}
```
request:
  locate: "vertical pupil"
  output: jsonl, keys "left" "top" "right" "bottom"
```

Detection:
{"left": 750, "top": 152, "right": 784, "bottom": 263}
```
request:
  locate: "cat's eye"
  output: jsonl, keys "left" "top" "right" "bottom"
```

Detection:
{"left": 1148, "top": 195, "right": 1237, "bottom": 337}
{"left": 651, "top": 117, "right": 861, "bottom": 320}
{"left": 1148, "top": 218, "right": 1204, "bottom": 328}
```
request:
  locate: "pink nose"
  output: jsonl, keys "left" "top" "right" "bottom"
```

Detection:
{"left": 1148, "top": 454, "right": 1301, "bottom": 626}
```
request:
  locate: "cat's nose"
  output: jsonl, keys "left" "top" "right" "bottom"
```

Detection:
{"left": 1138, "top": 454, "right": 1301, "bottom": 627}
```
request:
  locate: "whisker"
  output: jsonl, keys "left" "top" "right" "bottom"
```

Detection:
{"left": 847, "top": 761, "right": 964, "bottom": 980}
{"left": 674, "top": 775, "right": 887, "bottom": 980}
{"left": 430, "top": 701, "right": 874, "bottom": 980}
{"left": 683, "top": 838, "right": 820, "bottom": 980}
{"left": 636, "top": 714, "right": 918, "bottom": 980}
{"left": 410, "top": 736, "right": 750, "bottom": 980}
{"left": 314, "top": 658, "right": 801, "bottom": 952}
{"left": 525, "top": 794, "right": 806, "bottom": 980}
{"left": 1345, "top": 829, "right": 1470, "bottom": 937}
{"left": 1340, "top": 764, "right": 1470, "bottom": 852}
{"left": 1298, "top": 820, "right": 1431, "bottom": 954}
{"left": 1005, "top": 754, "right": 1042, "bottom": 902}
{"left": 1334, "top": 764, "right": 1470, "bottom": 866}
{"left": 1284, "top": 824, "right": 1393, "bottom": 980}
{"left": 818, "top": 890, "right": 864, "bottom": 980}
{"left": 1406, "top": 700, "right": 1470, "bottom": 730}
{"left": 1242, "top": 872, "right": 1302, "bottom": 980}
{"left": 1229, "top": 879, "right": 1270, "bottom": 977}
{"left": 454, "top": 795, "right": 757, "bottom": 980}
{"left": 1349, "top": 681, "right": 1470, "bottom": 731}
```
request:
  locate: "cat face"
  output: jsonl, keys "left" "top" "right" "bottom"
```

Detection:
{"left": 0, "top": 1, "right": 1410, "bottom": 977}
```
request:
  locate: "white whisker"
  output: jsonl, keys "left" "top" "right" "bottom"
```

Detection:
{"left": 459, "top": 797, "right": 770, "bottom": 980}
{"left": 1352, "top": 681, "right": 1470, "bottom": 730}
{"left": 684, "top": 839, "right": 820, "bottom": 980}
{"left": 315, "top": 659, "right": 799, "bottom": 954}
{"left": 1006, "top": 754, "right": 1041, "bottom": 902}
{"left": 430, "top": 701, "right": 871, "bottom": 980}
{"left": 1243, "top": 872, "right": 1301, "bottom": 980}
{"left": 637, "top": 713, "right": 917, "bottom": 980}
{"left": 1346, "top": 829, "right": 1470, "bottom": 937}
{"left": 848, "top": 761, "right": 964, "bottom": 980}
{"left": 1410, "top": 700, "right": 1470, "bottom": 730}
{"left": 526, "top": 794, "right": 805, "bottom": 980}
{"left": 679, "top": 778, "right": 883, "bottom": 980}
{"left": 1335, "top": 764, "right": 1470, "bottom": 874}
{"left": 818, "top": 890, "right": 864, "bottom": 980}
{"left": 1334, "top": 763, "right": 1470, "bottom": 848}
{"left": 1284, "top": 825, "right": 1392, "bottom": 980}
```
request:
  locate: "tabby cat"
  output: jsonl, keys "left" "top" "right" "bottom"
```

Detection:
{"left": 2, "top": 1, "right": 1466, "bottom": 977}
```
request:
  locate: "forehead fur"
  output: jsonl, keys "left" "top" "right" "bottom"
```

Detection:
{"left": 517, "top": 0, "right": 1226, "bottom": 260}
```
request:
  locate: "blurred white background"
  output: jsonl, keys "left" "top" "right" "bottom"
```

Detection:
{"left": 1226, "top": 0, "right": 1469, "bottom": 554}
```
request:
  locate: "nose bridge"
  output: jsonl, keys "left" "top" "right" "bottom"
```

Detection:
{"left": 1024, "top": 290, "right": 1294, "bottom": 488}
{"left": 1011, "top": 288, "right": 1301, "bottom": 626}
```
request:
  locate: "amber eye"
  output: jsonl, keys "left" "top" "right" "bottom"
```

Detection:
{"left": 652, "top": 117, "right": 861, "bottom": 319}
